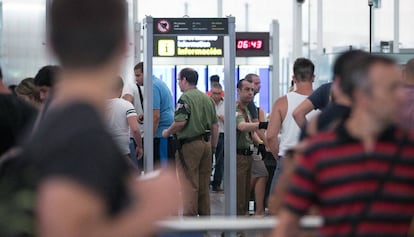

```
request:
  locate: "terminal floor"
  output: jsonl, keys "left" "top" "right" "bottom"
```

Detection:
{"left": 207, "top": 191, "right": 268, "bottom": 237}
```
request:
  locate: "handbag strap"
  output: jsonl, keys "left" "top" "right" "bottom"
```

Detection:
{"left": 349, "top": 133, "right": 407, "bottom": 236}
{"left": 136, "top": 84, "right": 144, "bottom": 111}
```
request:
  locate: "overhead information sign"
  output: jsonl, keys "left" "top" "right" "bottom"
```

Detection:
{"left": 154, "top": 35, "right": 224, "bottom": 57}
{"left": 236, "top": 32, "right": 270, "bottom": 57}
{"left": 153, "top": 18, "right": 228, "bottom": 35}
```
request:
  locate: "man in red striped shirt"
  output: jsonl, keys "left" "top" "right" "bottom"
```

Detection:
{"left": 273, "top": 54, "right": 414, "bottom": 237}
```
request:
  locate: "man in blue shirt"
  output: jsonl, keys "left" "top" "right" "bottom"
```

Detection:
{"left": 152, "top": 70, "right": 175, "bottom": 167}
{"left": 137, "top": 62, "right": 175, "bottom": 167}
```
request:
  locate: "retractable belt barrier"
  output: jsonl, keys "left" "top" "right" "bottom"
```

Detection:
{"left": 157, "top": 216, "right": 323, "bottom": 233}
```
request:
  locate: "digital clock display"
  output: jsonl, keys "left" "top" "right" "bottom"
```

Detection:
{"left": 236, "top": 40, "right": 264, "bottom": 50}
{"left": 236, "top": 32, "right": 269, "bottom": 57}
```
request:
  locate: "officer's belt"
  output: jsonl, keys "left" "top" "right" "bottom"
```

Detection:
{"left": 237, "top": 149, "right": 253, "bottom": 156}
{"left": 178, "top": 133, "right": 210, "bottom": 146}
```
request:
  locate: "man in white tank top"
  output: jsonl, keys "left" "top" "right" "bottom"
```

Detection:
{"left": 267, "top": 58, "right": 318, "bottom": 192}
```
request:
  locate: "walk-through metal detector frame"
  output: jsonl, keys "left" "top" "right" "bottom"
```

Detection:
{"left": 142, "top": 16, "right": 237, "bottom": 217}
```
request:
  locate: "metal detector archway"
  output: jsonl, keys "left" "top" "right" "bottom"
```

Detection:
{"left": 143, "top": 16, "right": 237, "bottom": 216}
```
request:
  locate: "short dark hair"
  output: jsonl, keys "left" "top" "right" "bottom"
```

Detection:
{"left": 49, "top": 0, "right": 126, "bottom": 68}
{"left": 293, "top": 58, "right": 315, "bottom": 82}
{"left": 405, "top": 58, "right": 414, "bottom": 78}
{"left": 237, "top": 79, "right": 252, "bottom": 90}
{"left": 0, "top": 66, "right": 2, "bottom": 79}
{"left": 341, "top": 54, "right": 396, "bottom": 99}
{"left": 335, "top": 50, "right": 369, "bottom": 97}
{"left": 179, "top": 68, "right": 198, "bottom": 86}
{"left": 210, "top": 75, "right": 220, "bottom": 83}
{"left": 134, "top": 62, "right": 143, "bottom": 71}
{"left": 334, "top": 50, "right": 368, "bottom": 80}
{"left": 244, "top": 73, "right": 258, "bottom": 82}
{"left": 34, "top": 65, "right": 60, "bottom": 87}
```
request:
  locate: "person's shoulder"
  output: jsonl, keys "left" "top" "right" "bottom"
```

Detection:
{"left": 272, "top": 95, "right": 287, "bottom": 110}
{"left": 152, "top": 76, "right": 163, "bottom": 87}
{"left": 276, "top": 94, "right": 288, "bottom": 104}
{"left": 192, "top": 89, "right": 210, "bottom": 100}
{"left": 235, "top": 102, "right": 243, "bottom": 112}
{"left": 0, "top": 93, "right": 34, "bottom": 109}
{"left": 312, "top": 82, "right": 332, "bottom": 94}
{"left": 115, "top": 98, "right": 134, "bottom": 110}
{"left": 28, "top": 102, "right": 105, "bottom": 154}
{"left": 154, "top": 79, "right": 171, "bottom": 94}
{"left": 117, "top": 97, "right": 132, "bottom": 105}
{"left": 42, "top": 102, "right": 101, "bottom": 133}
{"left": 0, "top": 93, "right": 14, "bottom": 102}
{"left": 395, "top": 127, "right": 414, "bottom": 144}
{"left": 319, "top": 82, "right": 332, "bottom": 90}
{"left": 301, "top": 129, "right": 339, "bottom": 156}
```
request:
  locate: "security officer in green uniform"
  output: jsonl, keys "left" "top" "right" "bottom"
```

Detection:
{"left": 162, "top": 68, "right": 218, "bottom": 216}
{"left": 235, "top": 79, "right": 268, "bottom": 215}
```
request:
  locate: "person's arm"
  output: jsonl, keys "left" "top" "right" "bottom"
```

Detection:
{"left": 210, "top": 121, "right": 219, "bottom": 148}
{"left": 270, "top": 208, "right": 300, "bottom": 237}
{"left": 237, "top": 121, "right": 260, "bottom": 132}
{"left": 152, "top": 85, "right": 162, "bottom": 135}
{"left": 292, "top": 99, "right": 314, "bottom": 128}
{"left": 162, "top": 121, "right": 187, "bottom": 137}
{"left": 255, "top": 108, "right": 267, "bottom": 144}
{"left": 267, "top": 97, "right": 285, "bottom": 159}
{"left": 36, "top": 169, "right": 180, "bottom": 237}
{"left": 251, "top": 132, "right": 262, "bottom": 145}
{"left": 153, "top": 109, "right": 160, "bottom": 135}
{"left": 162, "top": 97, "right": 190, "bottom": 137}
{"left": 127, "top": 115, "right": 143, "bottom": 159}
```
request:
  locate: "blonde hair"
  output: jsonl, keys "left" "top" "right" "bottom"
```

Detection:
{"left": 15, "top": 78, "right": 42, "bottom": 106}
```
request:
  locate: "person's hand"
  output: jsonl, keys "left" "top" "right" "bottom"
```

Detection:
{"left": 133, "top": 168, "right": 180, "bottom": 217}
{"left": 258, "top": 143, "right": 266, "bottom": 155}
{"left": 138, "top": 114, "right": 144, "bottom": 124}
{"left": 161, "top": 129, "right": 169, "bottom": 138}
{"left": 136, "top": 147, "right": 143, "bottom": 159}
{"left": 211, "top": 146, "right": 217, "bottom": 155}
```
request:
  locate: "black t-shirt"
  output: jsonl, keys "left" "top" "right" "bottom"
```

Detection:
{"left": 0, "top": 94, "right": 37, "bottom": 156}
{"left": 300, "top": 103, "right": 351, "bottom": 141}
{"left": 316, "top": 103, "right": 351, "bottom": 131}
{"left": 26, "top": 102, "right": 132, "bottom": 214}
{"left": 308, "top": 82, "right": 332, "bottom": 110}
{"left": 0, "top": 102, "right": 133, "bottom": 237}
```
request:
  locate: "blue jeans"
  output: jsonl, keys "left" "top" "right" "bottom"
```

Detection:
{"left": 212, "top": 133, "right": 224, "bottom": 188}
{"left": 270, "top": 156, "right": 283, "bottom": 194}
{"left": 128, "top": 138, "right": 141, "bottom": 169}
